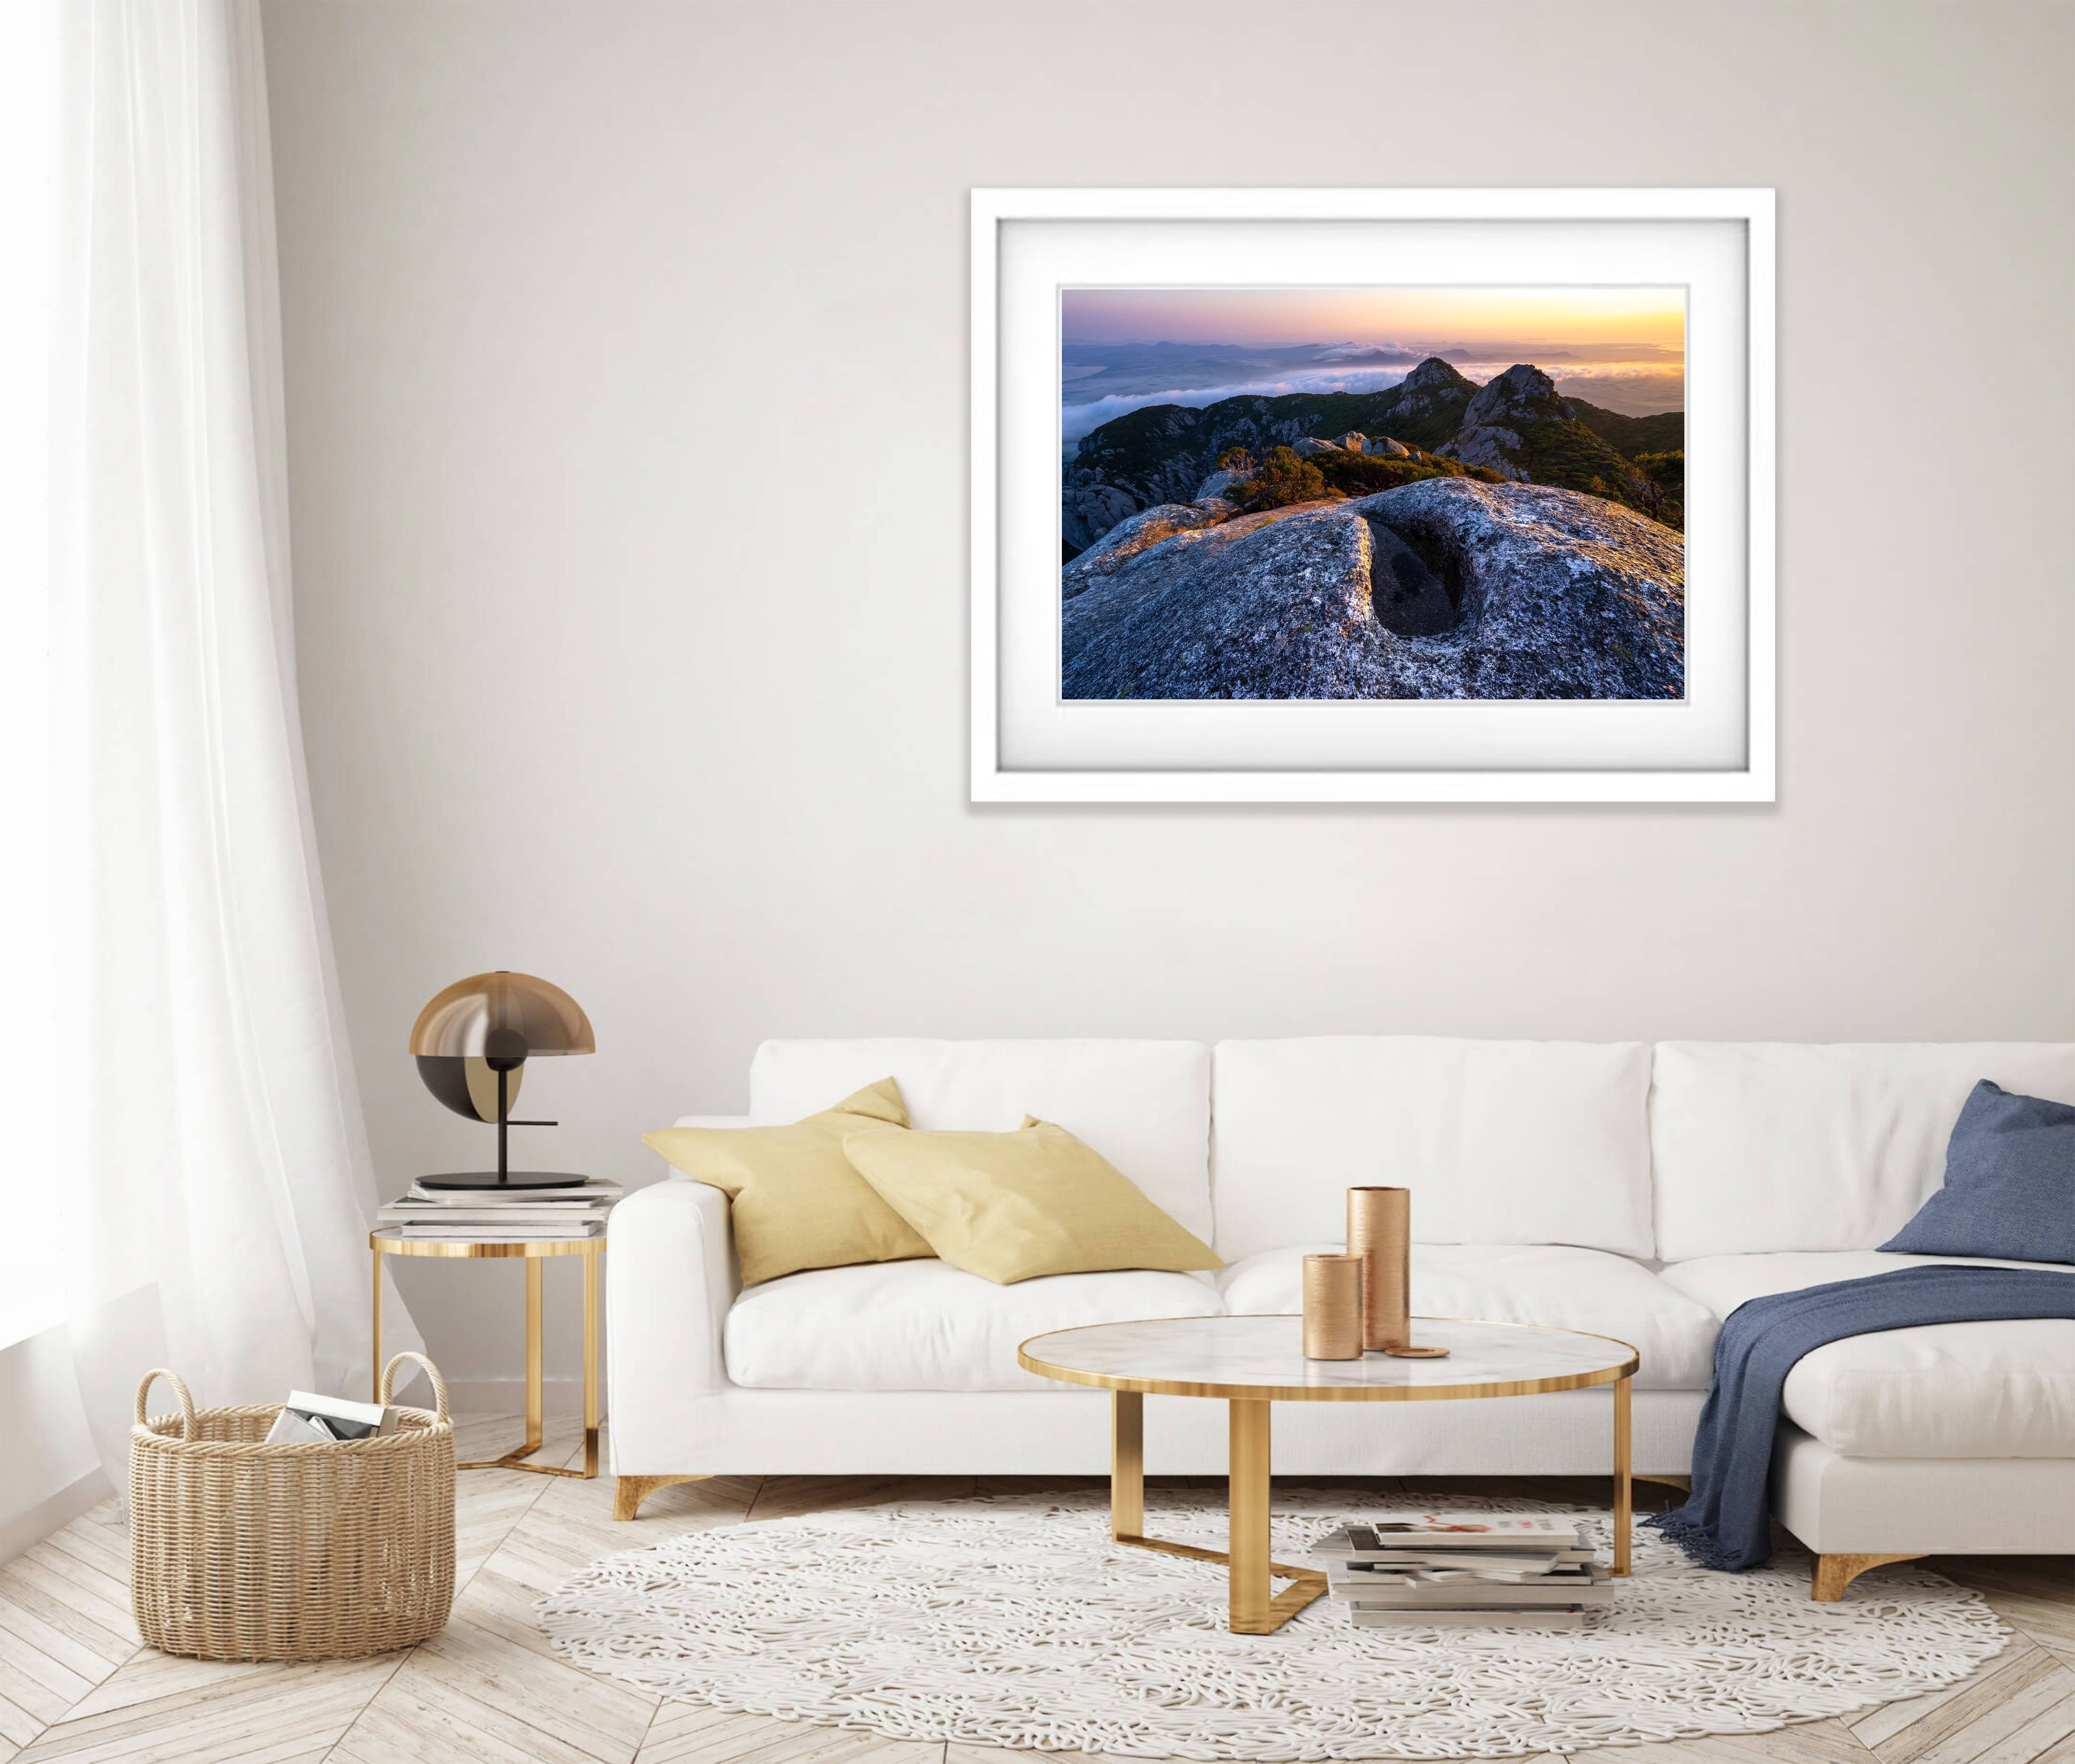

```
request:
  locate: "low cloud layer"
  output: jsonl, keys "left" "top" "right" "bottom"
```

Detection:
{"left": 1547, "top": 369, "right": 1687, "bottom": 418}
{"left": 1062, "top": 366, "right": 1415, "bottom": 445}
{"left": 1061, "top": 358, "right": 1684, "bottom": 447}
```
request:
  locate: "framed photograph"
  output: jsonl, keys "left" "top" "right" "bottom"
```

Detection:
{"left": 970, "top": 188, "right": 1774, "bottom": 803}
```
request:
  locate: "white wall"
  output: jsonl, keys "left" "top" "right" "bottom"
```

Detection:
{"left": 0, "top": 1331, "right": 106, "bottom": 1562}
{"left": 260, "top": 0, "right": 2074, "bottom": 1394}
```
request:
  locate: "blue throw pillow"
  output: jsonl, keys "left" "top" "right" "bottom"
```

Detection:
{"left": 1880, "top": 1080, "right": 2075, "bottom": 1263}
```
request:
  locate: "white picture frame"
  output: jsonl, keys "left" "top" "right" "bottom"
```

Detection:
{"left": 970, "top": 187, "right": 1775, "bottom": 804}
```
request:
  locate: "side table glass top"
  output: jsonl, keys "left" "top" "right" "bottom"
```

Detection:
{"left": 1019, "top": 1314, "right": 1636, "bottom": 1401}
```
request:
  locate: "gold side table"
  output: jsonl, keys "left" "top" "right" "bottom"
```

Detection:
{"left": 370, "top": 1228, "right": 603, "bottom": 1478}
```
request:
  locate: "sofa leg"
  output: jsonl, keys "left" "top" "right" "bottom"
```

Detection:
{"left": 615, "top": 1473, "right": 710, "bottom": 1521}
{"left": 1811, "top": 1552, "right": 1924, "bottom": 1600}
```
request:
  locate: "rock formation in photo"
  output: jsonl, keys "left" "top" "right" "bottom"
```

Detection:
{"left": 1059, "top": 478, "right": 1684, "bottom": 701}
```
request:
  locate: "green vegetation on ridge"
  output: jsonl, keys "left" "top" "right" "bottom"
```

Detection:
{"left": 1221, "top": 447, "right": 1326, "bottom": 511}
{"left": 1505, "top": 417, "right": 1675, "bottom": 517}
{"left": 1308, "top": 448, "right": 1504, "bottom": 497}
{"left": 1073, "top": 376, "right": 1478, "bottom": 484}
{"left": 1215, "top": 443, "right": 1504, "bottom": 516}
{"left": 1563, "top": 400, "right": 1685, "bottom": 459}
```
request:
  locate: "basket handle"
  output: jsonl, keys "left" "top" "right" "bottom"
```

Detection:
{"left": 134, "top": 1368, "right": 197, "bottom": 1441}
{"left": 378, "top": 1351, "right": 448, "bottom": 1421}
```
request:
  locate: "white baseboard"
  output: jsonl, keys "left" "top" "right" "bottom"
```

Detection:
{"left": 1, "top": 1467, "right": 116, "bottom": 1566}
{"left": 439, "top": 1375, "right": 602, "bottom": 1418}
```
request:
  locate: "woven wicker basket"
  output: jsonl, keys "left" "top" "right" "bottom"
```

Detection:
{"left": 130, "top": 1352, "right": 456, "bottom": 1661}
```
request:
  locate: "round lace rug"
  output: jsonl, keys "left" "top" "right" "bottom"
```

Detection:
{"left": 538, "top": 1490, "right": 2008, "bottom": 1759}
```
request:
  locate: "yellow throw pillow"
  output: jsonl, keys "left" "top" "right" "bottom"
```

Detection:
{"left": 841, "top": 1117, "right": 1222, "bottom": 1285}
{"left": 643, "top": 1078, "right": 931, "bottom": 1286}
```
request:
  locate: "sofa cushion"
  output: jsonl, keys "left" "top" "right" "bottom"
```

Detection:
{"left": 845, "top": 1119, "right": 1221, "bottom": 1284}
{"left": 724, "top": 1259, "right": 1224, "bottom": 1392}
{"left": 750, "top": 1040, "right": 1213, "bottom": 1242}
{"left": 643, "top": 1078, "right": 928, "bottom": 1286}
{"left": 1661, "top": 1251, "right": 2075, "bottom": 1457}
{"left": 1650, "top": 1042, "right": 2075, "bottom": 1261}
{"left": 1216, "top": 1243, "right": 1717, "bottom": 1389}
{"left": 1211, "top": 1038, "right": 1654, "bottom": 1261}
{"left": 1880, "top": 1081, "right": 2075, "bottom": 1263}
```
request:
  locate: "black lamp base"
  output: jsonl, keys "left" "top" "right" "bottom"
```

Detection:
{"left": 416, "top": 1170, "right": 594, "bottom": 1192}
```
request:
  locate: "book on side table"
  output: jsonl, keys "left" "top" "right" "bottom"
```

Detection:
{"left": 378, "top": 1178, "right": 623, "bottom": 1240}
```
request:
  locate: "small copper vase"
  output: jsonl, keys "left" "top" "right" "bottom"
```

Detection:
{"left": 1301, "top": 1253, "right": 1364, "bottom": 1359}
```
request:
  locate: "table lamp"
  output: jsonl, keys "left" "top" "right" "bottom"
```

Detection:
{"left": 410, "top": 970, "right": 595, "bottom": 1190}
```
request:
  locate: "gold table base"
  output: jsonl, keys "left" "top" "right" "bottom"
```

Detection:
{"left": 1111, "top": 1391, "right": 1326, "bottom": 1633}
{"left": 370, "top": 1230, "right": 603, "bottom": 1479}
{"left": 1106, "top": 1375, "right": 1632, "bottom": 1634}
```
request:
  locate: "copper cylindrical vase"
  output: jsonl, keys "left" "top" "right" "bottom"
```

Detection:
{"left": 1302, "top": 1254, "right": 1364, "bottom": 1359}
{"left": 1347, "top": 1186, "right": 1411, "bottom": 1353}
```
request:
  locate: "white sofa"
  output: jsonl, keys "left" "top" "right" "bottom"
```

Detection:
{"left": 607, "top": 1038, "right": 2075, "bottom": 1594}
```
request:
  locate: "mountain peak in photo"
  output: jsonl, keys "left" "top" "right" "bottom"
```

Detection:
{"left": 1462, "top": 363, "right": 1572, "bottom": 425}
{"left": 1399, "top": 356, "right": 1478, "bottom": 392}
{"left": 1437, "top": 363, "right": 1651, "bottom": 491}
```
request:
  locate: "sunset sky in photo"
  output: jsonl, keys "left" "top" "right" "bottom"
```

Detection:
{"left": 1062, "top": 286, "right": 1686, "bottom": 353}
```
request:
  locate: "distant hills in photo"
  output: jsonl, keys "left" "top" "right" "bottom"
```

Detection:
{"left": 1063, "top": 355, "right": 1683, "bottom": 557}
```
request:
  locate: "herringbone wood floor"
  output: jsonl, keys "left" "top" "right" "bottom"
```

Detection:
{"left": 1, "top": 1417, "right": 2068, "bottom": 1764}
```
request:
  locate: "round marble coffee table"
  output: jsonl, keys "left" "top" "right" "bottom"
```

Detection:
{"left": 1018, "top": 1314, "right": 1639, "bottom": 1635}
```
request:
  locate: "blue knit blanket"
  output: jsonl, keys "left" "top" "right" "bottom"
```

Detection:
{"left": 1649, "top": 1264, "right": 2075, "bottom": 1571}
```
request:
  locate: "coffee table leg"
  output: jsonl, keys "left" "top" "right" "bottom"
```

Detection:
{"left": 1229, "top": 1399, "right": 1273, "bottom": 1632}
{"left": 1111, "top": 1390, "right": 1143, "bottom": 1540}
{"left": 1613, "top": 1373, "right": 1633, "bottom": 1576}
{"left": 1104, "top": 1391, "right": 1324, "bottom": 1633}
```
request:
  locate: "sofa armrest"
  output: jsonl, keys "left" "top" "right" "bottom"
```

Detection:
{"left": 608, "top": 1177, "right": 737, "bottom": 1411}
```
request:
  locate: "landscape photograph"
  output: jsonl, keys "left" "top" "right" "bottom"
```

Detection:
{"left": 1059, "top": 287, "right": 1687, "bottom": 702}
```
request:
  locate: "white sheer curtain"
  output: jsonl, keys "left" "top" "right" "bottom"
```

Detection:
{"left": 0, "top": 0, "right": 63, "bottom": 1356}
{"left": 12, "top": 0, "right": 417, "bottom": 1482}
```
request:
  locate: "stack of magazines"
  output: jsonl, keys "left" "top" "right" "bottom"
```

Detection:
{"left": 377, "top": 1178, "right": 622, "bottom": 1241}
{"left": 1311, "top": 1515, "right": 1612, "bottom": 1629}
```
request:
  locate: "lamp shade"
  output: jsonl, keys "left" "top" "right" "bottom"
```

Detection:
{"left": 409, "top": 971, "right": 595, "bottom": 1064}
